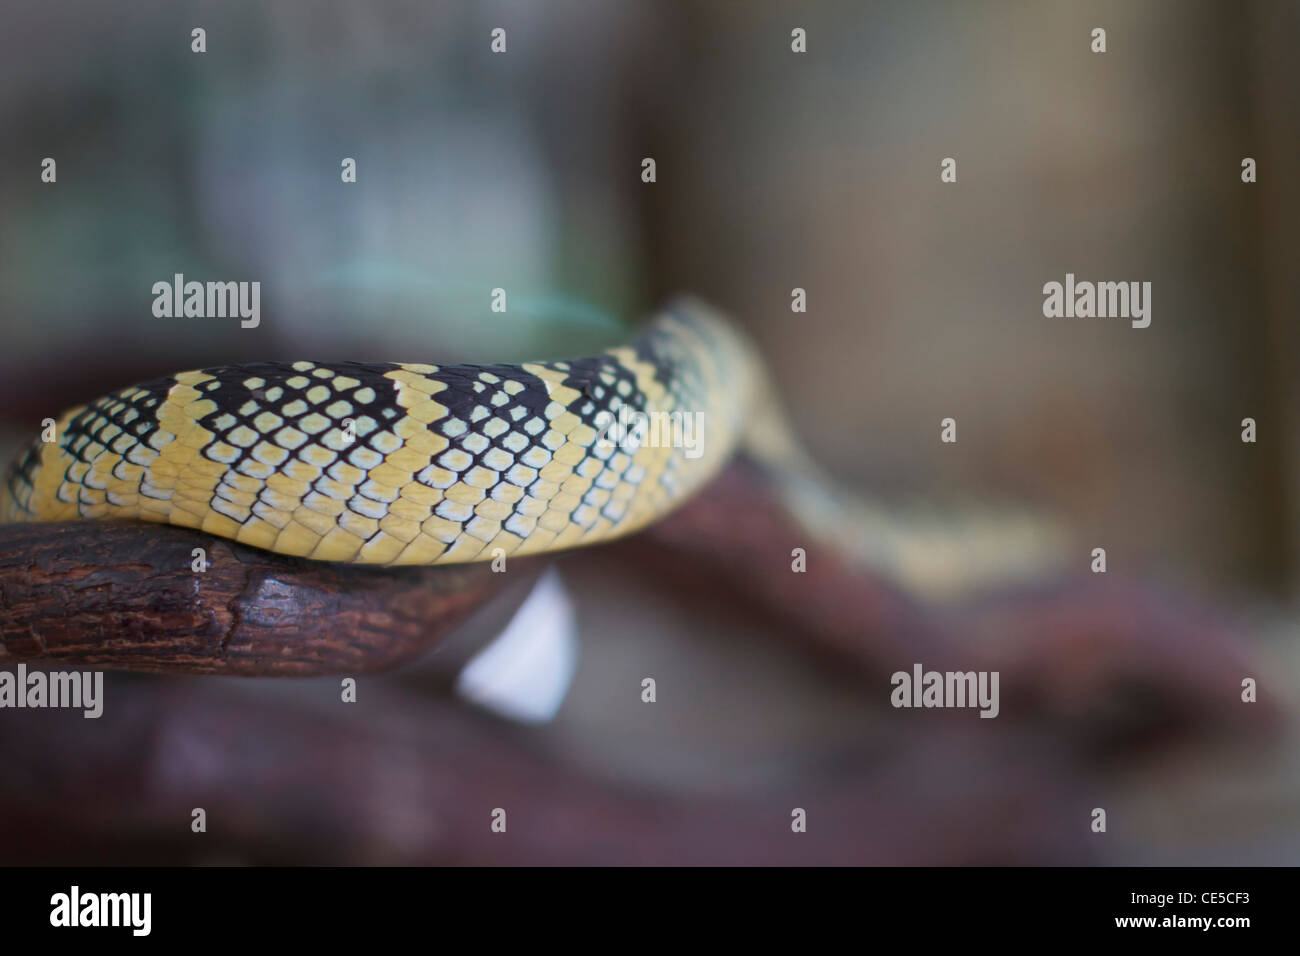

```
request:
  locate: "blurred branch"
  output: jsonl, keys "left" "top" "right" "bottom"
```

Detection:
{"left": 0, "top": 679, "right": 1091, "bottom": 865}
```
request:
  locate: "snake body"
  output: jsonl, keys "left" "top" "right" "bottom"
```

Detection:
{"left": 1, "top": 299, "right": 758, "bottom": 566}
{"left": 0, "top": 298, "right": 1066, "bottom": 597}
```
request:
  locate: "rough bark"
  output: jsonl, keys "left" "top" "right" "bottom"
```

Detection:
{"left": 0, "top": 522, "right": 534, "bottom": 675}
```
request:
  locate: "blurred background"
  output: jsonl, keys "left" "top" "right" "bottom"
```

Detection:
{"left": 0, "top": 0, "right": 1298, "bottom": 864}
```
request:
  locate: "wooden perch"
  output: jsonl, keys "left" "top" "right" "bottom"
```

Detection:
{"left": 0, "top": 461, "right": 926, "bottom": 679}
{"left": 0, "top": 522, "right": 534, "bottom": 676}
{"left": 0, "top": 462, "right": 1278, "bottom": 739}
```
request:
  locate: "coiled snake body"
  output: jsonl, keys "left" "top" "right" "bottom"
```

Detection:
{"left": 0, "top": 298, "right": 1065, "bottom": 598}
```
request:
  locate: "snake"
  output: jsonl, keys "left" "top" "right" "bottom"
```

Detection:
{"left": 0, "top": 297, "right": 1066, "bottom": 601}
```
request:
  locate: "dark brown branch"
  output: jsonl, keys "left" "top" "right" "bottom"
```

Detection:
{"left": 0, "top": 522, "right": 536, "bottom": 676}
{"left": 0, "top": 464, "right": 1280, "bottom": 740}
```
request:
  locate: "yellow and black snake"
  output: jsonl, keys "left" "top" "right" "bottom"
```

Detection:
{"left": 0, "top": 298, "right": 1066, "bottom": 599}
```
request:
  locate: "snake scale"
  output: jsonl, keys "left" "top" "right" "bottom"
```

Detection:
{"left": 0, "top": 297, "right": 1066, "bottom": 600}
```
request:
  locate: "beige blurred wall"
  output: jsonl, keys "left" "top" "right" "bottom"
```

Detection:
{"left": 641, "top": 0, "right": 1299, "bottom": 596}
